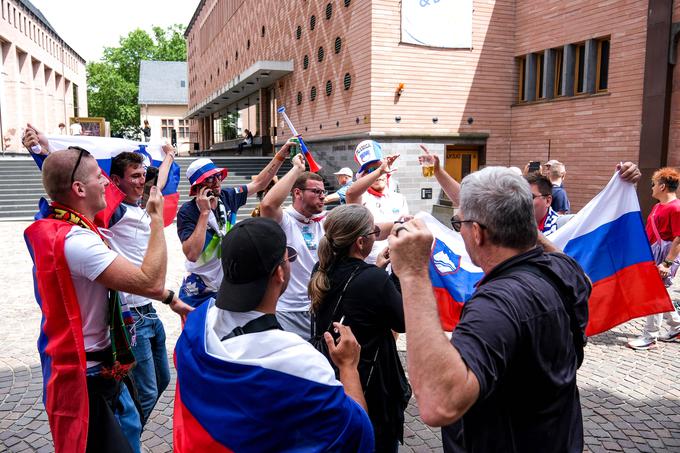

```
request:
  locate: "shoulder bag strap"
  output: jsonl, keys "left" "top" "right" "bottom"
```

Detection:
{"left": 650, "top": 204, "right": 663, "bottom": 245}
{"left": 221, "top": 313, "right": 282, "bottom": 341}
{"left": 323, "top": 265, "right": 363, "bottom": 332}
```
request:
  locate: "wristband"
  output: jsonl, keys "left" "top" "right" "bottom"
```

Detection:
{"left": 663, "top": 259, "right": 674, "bottom": 267}
{"left": 162, "top": 289, "right": 175, "bottom": 305}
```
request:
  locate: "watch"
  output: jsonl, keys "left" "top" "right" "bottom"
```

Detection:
{"left": 663, "top": 259, "right": 674, "bottom": 267}
{"left": 162, "top": 290, "right": 175, "bottom": 305}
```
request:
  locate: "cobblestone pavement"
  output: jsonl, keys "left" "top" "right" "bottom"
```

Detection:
{"left": 1, "top": 220, "right": 679, "bottom": 452}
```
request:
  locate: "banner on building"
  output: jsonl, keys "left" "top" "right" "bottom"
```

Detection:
{"left": 401, "top": 0, "right": 473, "bottom": 48}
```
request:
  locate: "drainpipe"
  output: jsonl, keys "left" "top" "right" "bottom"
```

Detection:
{"left": 637, "top": 0, "right": 675, "bottom": 217}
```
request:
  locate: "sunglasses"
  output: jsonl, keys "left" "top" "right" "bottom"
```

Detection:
{"left": 203, "top": 174, "right": 224, "bottom": 184}
{"left": 532, "top": 194, "right": 550, "bottom": 199}
{"left": 450, "top": 215, "right": 487, "bottom": 233}
{"left": 363, "top": 225, "right": 381, "bottom": 237}
{"left": 283, "top": 246, "right": 298, "bottom": 263}
{"left": 300, "top": 188, "right": 327, "bottom": 197}
{"left": 69, "top": 146, "right": 91, "bottom": 184}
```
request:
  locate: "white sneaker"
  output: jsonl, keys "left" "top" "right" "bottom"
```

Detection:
{"left": 626, "top": 336, "right": 657, "bottom": 350}
{"left": 659, "top": 328, "right": 680, "bottom": 342}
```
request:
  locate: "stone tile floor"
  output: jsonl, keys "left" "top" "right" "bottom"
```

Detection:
{"left": 1, "top": 221, "right": 679, "bottom": 452}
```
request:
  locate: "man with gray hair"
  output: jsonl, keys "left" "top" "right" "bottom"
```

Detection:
{"left": 388, "top": 166, "right": 591, "bottom": 452}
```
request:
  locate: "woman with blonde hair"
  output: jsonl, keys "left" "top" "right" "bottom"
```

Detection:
{"left": 309, "top": 204, "right": 409, "bottom": 453}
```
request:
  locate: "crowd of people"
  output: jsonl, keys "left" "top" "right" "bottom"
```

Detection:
{"left": 20, "top": 122, "right": 680, "bottom": 452}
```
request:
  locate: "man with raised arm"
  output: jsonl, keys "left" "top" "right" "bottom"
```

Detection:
{"left": 24, "top": 147, "right": 179, "bottom": 453}
{"left": 176, "top": 146, "right": 288, "bottom": 307}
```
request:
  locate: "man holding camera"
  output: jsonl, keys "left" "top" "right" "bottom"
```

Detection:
{"left": 177, "top": 147, "right": 289, "bottom": 307}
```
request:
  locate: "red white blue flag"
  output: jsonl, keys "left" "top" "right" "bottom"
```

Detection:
{"left": 174, "top": 302, "right": 375, "bottom": 452}
{"left": 422, "top": 171, "right": 673, "bottom": 336}
{"left": 548, "top": 172, "right": 673, "bottom": 335}
{"left": 31, "top": 136, "right": 181, "bottom": 227}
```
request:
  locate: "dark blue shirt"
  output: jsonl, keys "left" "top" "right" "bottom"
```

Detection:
{"left": 551, "top": 184, "right": 570, "bottom": 213}
{"left": 443, "top": 247, "right": 590, "bottom": 453}
{"left": 177, "top": 186, "right": 248, "bottom": 246}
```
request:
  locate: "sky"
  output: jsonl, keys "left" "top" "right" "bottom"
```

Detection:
{"left": 29, "top": 0, "right": 201, "bottom": 62}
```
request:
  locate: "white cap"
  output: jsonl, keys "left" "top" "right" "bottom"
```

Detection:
{"left": 333, "top": 167, "right": 353, "bottom": 178}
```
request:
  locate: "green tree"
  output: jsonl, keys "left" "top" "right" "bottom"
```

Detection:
{"left": 87, "top": 24, "right": 187, "bottom": 136}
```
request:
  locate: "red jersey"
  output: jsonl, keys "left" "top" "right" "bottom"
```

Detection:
{"left": 646, "top": 198, "right": 680, "bottom": 244}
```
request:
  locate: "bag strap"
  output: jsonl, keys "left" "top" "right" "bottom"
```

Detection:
{"left": 650, "top": 204, "right": 663, "bottom": 245}
{"left": 221, "top": 314, "right": 282, "bottom": 341}
{"left": 493, "top": 261, "right": 587, "bottom": 368}
{"left": 324, "top": 265, "right": 363, "bottom": 332}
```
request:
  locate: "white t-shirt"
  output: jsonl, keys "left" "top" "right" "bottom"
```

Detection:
{"left": 361, "top": 191, "right": 409, "bottom": 264}
{"left": 277, "top": 207, "right": 326, "bottom": 312}
{"left": 108, "top": 202, "right": 152, "bottom": 308}
{"left": 70, "top": 123, "right": 82, "bottom": 135}
{"left": 63, "top": 226, "right": 118, "bottom": 365}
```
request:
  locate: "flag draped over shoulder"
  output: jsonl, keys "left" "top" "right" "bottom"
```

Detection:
{"left": 416, "top": 212, "right": 484, "bottom": 331}
{"left": 33, "top": 136, "right": 181, "bottom": 226}
{"left": 24, "top": 219, "right": 89, "bottom": 453}
{"left": 174, "top": 302, "right": 374, "bottom": 453}
{"left": 548, "top": 172, "right": 673, "bottom": 336}
{"left": 422, "top": 172, "right": 673, "bottom": 336}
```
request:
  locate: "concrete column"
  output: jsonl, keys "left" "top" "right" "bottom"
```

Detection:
{"left": 543, "top": 49, "right": 555, "bottom": 100}
{"left": 584, "top": 39, "right": 598, "bottom": 94}
{"left": 525, "top": 53, "right": 536, "bottom": 102}
{"left": 258, "top": 88, "right": 272, "bottom": 155}
{"left": 562, "top": 44, "right": 575, "bottom": 97}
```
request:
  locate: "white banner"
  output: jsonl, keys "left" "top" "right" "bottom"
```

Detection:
{"left": 401, "top": 0, "right": 472, "bottom": 48}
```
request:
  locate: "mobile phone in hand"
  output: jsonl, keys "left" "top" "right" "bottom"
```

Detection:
{"left": 528, "top": 161, "right": 541, "bottom": 173}
{"left": 141, "top": 166, "right": 159, "bottom": 209}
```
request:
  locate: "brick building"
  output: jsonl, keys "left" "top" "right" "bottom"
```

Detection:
{"left": 185, "top": 0, "right": 680, "bottom": 214}
{"left": 0, "top": 0, "right": 87, "bottom": 153}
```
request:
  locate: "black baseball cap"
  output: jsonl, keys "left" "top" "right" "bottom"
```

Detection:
{"left": 216, "top": 217, "right": 288, "bottom": 312}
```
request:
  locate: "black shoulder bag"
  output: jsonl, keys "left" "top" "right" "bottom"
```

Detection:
{"left": 309, "top": 265, "right": 362, "bottom": 358}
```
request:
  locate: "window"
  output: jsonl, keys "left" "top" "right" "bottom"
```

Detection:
{"left": 517, "top": 56, "right": 526, "bottom": 102}
{"left": 596, "top": 38, "right": 610, "bottom": 92}
{"left": 554, "top": 48, "right": 564, "bottom": 96}
{"left": 73, "top": 83, "right": 79, "bottom": 117}
{"left": 574, "top": 42, "right": 586, "bottom": 94}
{"left": 161, "top": 119, "right": 174, "bottom": 138}
{"left": 178, "top": 119, "right": 189, "bottom": 139}
{"left": 535, "top": 53, "right": 544, "bottom": 99}
{"left": 343, "top": 73, "right": 352, "bottom": 90}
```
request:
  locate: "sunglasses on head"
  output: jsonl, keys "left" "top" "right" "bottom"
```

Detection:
{"left": 68, "top": 146, "right": 91, "bottom": 184}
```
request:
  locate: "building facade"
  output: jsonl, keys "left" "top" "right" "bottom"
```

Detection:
{"left": 138, "top": 60, "right": 192, "bottom": 154}
{"left": 0, "top": 0, "right": 87, "bottom": 153}
{"left": 185, "top": 0, "right": 680, "bottom": 214}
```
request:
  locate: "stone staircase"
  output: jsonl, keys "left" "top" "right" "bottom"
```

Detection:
{"left": 0, "top": 156, "right": 295, "bottom": 221}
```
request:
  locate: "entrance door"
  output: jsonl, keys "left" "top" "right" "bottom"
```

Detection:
{"left": 445, "top": 146, "right": 480, "bottom": 182}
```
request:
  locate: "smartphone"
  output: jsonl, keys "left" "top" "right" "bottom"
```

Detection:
{"left": 528, "top": 161, "right": 541, "bottom": 173}
{"left": 141, "top": 166, "right": 159, "bottom": 209}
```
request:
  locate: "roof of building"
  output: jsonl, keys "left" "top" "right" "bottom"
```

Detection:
{"left": 138, "top": 60, "right": 188, "bottom": 105}
{"left": 17, "top": 0, "right": 85, "bottom": 63}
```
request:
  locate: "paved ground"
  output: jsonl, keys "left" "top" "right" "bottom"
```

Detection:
{"left": 1, "top": 219, "right": 679, "bottom": 452}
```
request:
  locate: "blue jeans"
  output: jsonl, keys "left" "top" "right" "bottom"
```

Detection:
{"left": 115, "top": 384, "right": 142, "bottom": 453}
{"left": 130, "top": 304, "right": 170, "bottom": 424}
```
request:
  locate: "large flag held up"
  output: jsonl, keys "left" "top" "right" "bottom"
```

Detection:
{"left": 31, "top": 135, "right": 181, "bottom": 226}
{"left": 547, "top": 172, "right": 673, "bottom": 335}
{"left": 423, "top": 171, "right": 673, "bottom": 335}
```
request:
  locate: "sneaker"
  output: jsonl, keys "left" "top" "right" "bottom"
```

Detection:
{"left": 659, "top": 328, "right": 680, "bottom": 342}
{"left": 626, "top": 337, "right": 657, "bottom": 350}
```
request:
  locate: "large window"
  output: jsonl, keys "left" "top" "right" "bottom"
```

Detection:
{"left": 178, "top": 119, "right": 189, "bottom": 139}
{"left": 161, "top": 119, "right": 174, "bottom": 138}
{"left": 73, "top": 83, "right": 79, "bottom": 117}
{"left": 596, "top": 37, "right": 610, "bottom": 92}
{"left": 574, "top": 42, "right": 586, "bottom": 94}
{"left": 535, "top": 52, "right": 544, "bottom": 99}
{"left": 517, "top": 56, "right": 526, "bottom": 102}
{"left": 554, "top": 48, "right": 564, "bottom": 97}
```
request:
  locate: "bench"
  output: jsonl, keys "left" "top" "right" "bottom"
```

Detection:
{"left": 210, "top": 136, "right": 263, "bottom": 155}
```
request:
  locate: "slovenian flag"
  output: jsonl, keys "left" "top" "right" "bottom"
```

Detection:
{"left": 548, "top": 172, "right": 673, "bottom": 336}
{"left": 417, "top": 212, "right": 484, "bottom": 331}
{"left": 30, "top": 136, "right": 181, "bottom": 227}
{"left": 173, "top": 302, "right": 375, "bottom": 452}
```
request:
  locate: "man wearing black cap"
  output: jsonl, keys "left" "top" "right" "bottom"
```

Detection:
{"left": 173, "top": 217, "right": 375, "bottom": 452}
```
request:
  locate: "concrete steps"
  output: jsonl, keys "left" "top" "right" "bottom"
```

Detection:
{"left": 0, "top": 156, "right": 294, "bottom": 221}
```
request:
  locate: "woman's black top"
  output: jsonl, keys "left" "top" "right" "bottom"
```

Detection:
{"left": 312, "top": 257, "right": 409, "bottom": 447}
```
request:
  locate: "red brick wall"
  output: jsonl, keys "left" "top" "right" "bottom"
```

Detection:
{"left": 186, "top": 0, "right": 372, "bottom": 146}
{"left": 511, "top": 0, "right": 648, "bottom": 209}
{"left": 668, "top": 3, "right": 680, "bottom": 168}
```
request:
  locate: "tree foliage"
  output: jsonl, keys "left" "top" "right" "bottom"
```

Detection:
{"left": 87, "top": 24, "right": 186, "bottom": 136}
